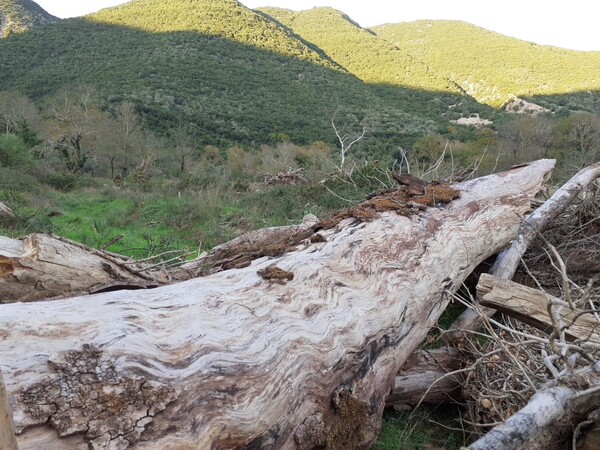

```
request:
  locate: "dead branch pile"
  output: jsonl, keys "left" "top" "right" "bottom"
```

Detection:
{"left": 456, "top": 180, "right": 600, "bottom": 449}
{"left": 523, "top": 184, "right": 600, "bottom": 285}
{"left": 263, "top": 168, "right": 308, "bottom": 186}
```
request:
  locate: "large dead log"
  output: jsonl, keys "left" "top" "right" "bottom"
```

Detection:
{"left": 0, "top": 160, "right": 554, "bottom": 449}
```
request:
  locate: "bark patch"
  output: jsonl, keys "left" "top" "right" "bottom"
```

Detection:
{"left": 317, "top": 183, "right": 460, "bottom": 230}
{"left": 257, "top": 265, "right": 294, "bottom": 282}
{"left": 18, "top": 344, "right": 177, "bottom": 449}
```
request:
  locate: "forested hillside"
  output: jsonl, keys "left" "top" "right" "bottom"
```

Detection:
{"left": 373, "top": 20, "right": 600, "bottom": 108}
{"left": 0, "top": 0, "right": 57, "bottom": 37}
{"left": 0, "top": 0, "right": 482, "bottom": 154}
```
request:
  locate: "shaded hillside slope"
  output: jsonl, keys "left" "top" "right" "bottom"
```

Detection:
{"left": 373, "top": 20, "right": 600, "bottom": 108}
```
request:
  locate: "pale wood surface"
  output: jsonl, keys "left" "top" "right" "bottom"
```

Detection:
{"left": 0, "top": 202, "right": 15, "bottom": 220}
{"left": 0, "top": 234, "right": 161, "bottom": 303}
{"left": 387, "top": 348, "right": 463, "bottom": 407}
{"left": 0, "top": 160, "right": 554, "bottom": 449}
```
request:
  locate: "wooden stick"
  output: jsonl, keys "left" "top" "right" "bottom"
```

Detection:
{"left": 0, "top": 370, "right": 18, "bottom": 450}
{"left": 477, "top": 273, "right": 600, "bottom": 343}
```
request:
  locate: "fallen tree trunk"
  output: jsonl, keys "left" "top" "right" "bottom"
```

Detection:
{"left": 0, "top": 217, "right": 321, "bottom": 303}
{"left": 0, "top": 160, "right": 554, "bottom": 449}
{"left": 386, "top": 348, "right": 463, "bottom": 409}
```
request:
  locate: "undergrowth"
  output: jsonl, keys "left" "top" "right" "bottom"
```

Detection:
{"left": 375, "top": 405, "right": 466, "bottom": 450}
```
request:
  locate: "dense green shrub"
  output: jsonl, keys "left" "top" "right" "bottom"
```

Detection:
{"left": 0, "top": 134, "right": 32, "bottom": 168}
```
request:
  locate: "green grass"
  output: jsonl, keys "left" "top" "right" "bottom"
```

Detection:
{"left": 375, "top": 406, "right": 466, "bottom": 450}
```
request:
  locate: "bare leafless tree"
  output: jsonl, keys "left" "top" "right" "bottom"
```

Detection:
{"left": 331, "top": 107, "right": 369, "bottom": 172}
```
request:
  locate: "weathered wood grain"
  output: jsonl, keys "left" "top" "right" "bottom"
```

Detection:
{"left": 0, "top": 234, "right": 161, "bottom": 303}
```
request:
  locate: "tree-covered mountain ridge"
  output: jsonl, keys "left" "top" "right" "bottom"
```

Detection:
{"left": 1, "top": 0, "right": 600, "bottom": 153}
{"left": 1, "top": 0, "right": 489, "bottom": 153}
{"left": 87, "top": 0, "right": 341, "bottom": 70}
{"left": 0, "top": 0, "right": 58, "bottom": 37}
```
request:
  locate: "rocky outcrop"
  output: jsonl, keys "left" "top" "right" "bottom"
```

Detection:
{"left": 0, "top": 0, "right": 59, "bottom": 38}
{"left": 505, "top": 97, "right": 551, "bottom": 116}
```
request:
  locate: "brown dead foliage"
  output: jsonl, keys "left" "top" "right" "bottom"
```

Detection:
{"left": 317, "top": 182, "right": 460, "bottom": 230}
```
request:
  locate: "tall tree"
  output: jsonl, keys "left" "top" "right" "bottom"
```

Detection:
{"left": 102, "top": 102, "right": 144, "bottom": 178}
{"left": 170, "top": 123, "right": 196, "bottom": 175}
{"left": 41, "top": 86, "right": 107, "bottom": 174}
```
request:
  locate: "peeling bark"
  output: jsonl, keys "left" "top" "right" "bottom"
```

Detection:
{"left": 0, "top": 160, "right": 555, "bottom": 449}
{"left": 179, "top": 214, "right": 319, "bottom": 276}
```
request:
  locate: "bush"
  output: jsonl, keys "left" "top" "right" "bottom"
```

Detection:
{"left": 44, "top": 173, "right": 80, "bottom": 192}
{"left": 0, "top": 134, "right": 32, "bottom": 168}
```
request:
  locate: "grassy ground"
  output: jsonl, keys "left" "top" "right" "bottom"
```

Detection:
{"left": 0, "top": 164, "right": 384, "bottom": 256}
{"left": 375, "top": 405, "right": 466, "bottom": 450}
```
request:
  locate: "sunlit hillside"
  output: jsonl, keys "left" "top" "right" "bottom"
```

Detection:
{"left": 373, "top": 20, "right": 600, "bottom": 108}
{"left": 89, "top": 0, "right": 339, "bottom": 69}
{"left": 260, "top": 7, "right": 462, "bottom": 95}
